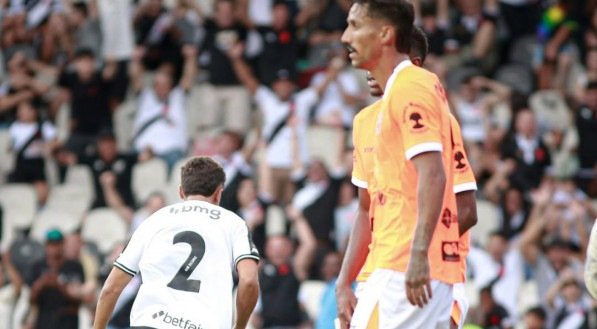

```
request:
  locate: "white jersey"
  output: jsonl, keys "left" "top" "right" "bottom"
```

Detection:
{"left": 114, "top": 200, "right": 260, "bottom": 329}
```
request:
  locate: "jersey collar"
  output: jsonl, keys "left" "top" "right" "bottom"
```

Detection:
{"left": 382, "top": 59, "right": 413, "bottom": 101}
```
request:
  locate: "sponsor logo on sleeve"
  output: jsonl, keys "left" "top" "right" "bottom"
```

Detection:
{"left": 441, "top": 241, "right": 460, "bottom": 262}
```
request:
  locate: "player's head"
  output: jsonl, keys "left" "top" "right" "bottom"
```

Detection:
{"left": 409, "top": 25, "right": 428, "bottom": 67}
{"left": 180, "top": 157, "right": 226, "bottom": 204}
{"left": 366, "top": 25, "right": 428, "bottom": 97}
{"left": 341, "top": 0, "right": 414, "bottom": 70}
{"left": 523, "top": 307, "right": 546, "bottom": 329}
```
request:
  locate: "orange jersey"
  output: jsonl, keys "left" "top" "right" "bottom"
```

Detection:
{"left": 352, "top": 101, "right": 381, "bottom": 282}
{"left": 449, "top": 114, "right": 477, "bottom": 282}
{"left": 371, "top": 61, "right": 461, "bottom": 284}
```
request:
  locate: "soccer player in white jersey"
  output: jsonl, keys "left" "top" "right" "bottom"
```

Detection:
{"left": 93, "top": 157, "right": 260, "bottom": 329}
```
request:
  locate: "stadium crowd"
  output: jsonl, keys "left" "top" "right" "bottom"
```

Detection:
{"left": 0, "top": 0, "right": 596, "bottom": 328}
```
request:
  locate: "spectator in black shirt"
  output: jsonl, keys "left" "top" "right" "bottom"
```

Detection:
{"left": 198, "top": 0, "right": 251, "bottom": 133}
{"left": 57, "top": 49, "right": 117, "bottom": 158}
{"left": 254, "top": 212, "right": 316, "bottom": 329}
{"left": 26, "top": 229, "right": 85, "bottom": 329}
{"left": 254, "top": 1, "right": 299, "bottom": 85}
{"left": 576, "top": 81, "right": 597, "bottom": 197}
{"left": 501, "top": 108, "right": 551, "bottom": 193}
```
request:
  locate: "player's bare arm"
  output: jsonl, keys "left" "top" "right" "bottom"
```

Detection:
{"left": 227, "top": 43, "right": 260, "bottom": 96}
{"left": 93, "top": 267, "right": 133, "bottom": 329}
{"left": 234, "top": 259, "right": 260, "bottom": 329}
{"left": 336, "top": 187, "right": 371, "bottom": 329}
{"left": 456, "top": 190, "right": 477, "bottom": 236}
{"left": 407, "top": 151, "right": 446, "bottom": 308}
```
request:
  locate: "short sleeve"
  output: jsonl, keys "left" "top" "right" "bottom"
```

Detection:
{"left": 389, "top": 82, "right": 443, "bottom": 160}
{"left": 450, "top": 117, "right": 477, "bottom": 194}
{"left": 114, "top": 222, "right": 150, "bottom": 276}
{"left": 351, "top": 121, "right": 367, "bottom": 189}
{"left": 254, "top": 86, "right": 277, "bottom": 114}
{"left": 232, "top": 220, "right": 260, "bottom": 266}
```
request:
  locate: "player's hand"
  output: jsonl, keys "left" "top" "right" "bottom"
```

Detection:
{"left": 227, "top": 42, "right": 245, "bottom": 60}
{"left": 336, "top": 284, "right": 357, "bottom": 329}
{"left": 405, "top": 251, "right": 432, "bottom": 308}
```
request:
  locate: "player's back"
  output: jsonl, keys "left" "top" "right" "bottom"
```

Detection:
{"left": 116, "top": 200, "right": 258, "bottom": 329}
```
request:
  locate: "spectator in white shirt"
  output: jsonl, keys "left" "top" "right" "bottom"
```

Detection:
{"left": 8, "top": 100, "right": 59, "bottom": 204}
{"left": 227, "top": 41, "right": 338, "bottom": 203}
{"left": 129, "top": 44, "right": 197, "bottom": 170}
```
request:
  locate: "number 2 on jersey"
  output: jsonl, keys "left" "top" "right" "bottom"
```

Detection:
{"left": 167, "top": 231, "right": 205, "bottom": 293}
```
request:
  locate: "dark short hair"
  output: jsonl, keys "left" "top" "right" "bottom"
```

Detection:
{"left": 410, "top": 25, "right": 428, "bottom": 63}
{"left": 74, "top": 48, "right": 95, "bottom": 60}
{"left": 587, "top": 80, "right": 597, "bottom": 90}
{"left": 73, "top": 2, "right": 88, "bottom": 17}
{"left": 353, "top": 0, "right": 414, "bottom": 53}
{"left": 526, "top": 307, "right": 546, "bottom": 320}
{"left": 180, "top": 157, "right": 226, "bottom": 197}
{"left": 220, "top": 130, "right": 244, "bottom": 150}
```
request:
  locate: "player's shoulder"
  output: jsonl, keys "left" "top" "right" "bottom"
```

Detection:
{"left": 394, "top": 65, "right": 439, "bottom": 90}
{"left": 354, "top": 100, "right": 381, "bottom": 126}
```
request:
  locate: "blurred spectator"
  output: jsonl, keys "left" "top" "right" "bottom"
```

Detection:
{"left": 501, "top": 107, "right": 551, "bottom": 192}
{"left": 25, "top": 229, "right": 84, "bottom": 329}
{"left": 58, "top": 131, "right": 151, "bottom": 209}
{"left": 535, "top": 0, "right": 581, "bottom": 90}
{"left": 0, "top": 11, "right": 36, "bottom": 61}
{"left": 309, "top": 46, "right": 362, "bottom": 127}
{"left": 97, "top": 0, "right": 134, "bottom": 62}
{"left": 0, "top": 51, "right": 51, "bottom": 127}
{"left": 314, "top": 251, "right": 341, "bottom": 329}
{"left": 302, "top": 0, "right": 350, "bottom": 67}
{"left": 586, "top": 218, "right": 597, "bottom": 299}
{"left": 334, "top": 179, "right": 357, "bottom": 252}
{"left": 254, "top": 212, "right": 316, "bottom": 329}
{"left": 39, "top": 12, "right": 72, "bottom": 65}
{"left": 575, "top": 81, "right": 597, "bottom": 197}
{"left": 8, "top": 100, "right": 59, "bottom": 204}
{"left": 468, "top": 286, "right": 512, "bottom": 329}
{"left": 499, "top": 0, "right": 543, "bottom": 40}
{"left": 520, "top": 185, "right": 586, "bottom": 307}
{"left": 128, "top": 192, "right": 167, "bottom": 235}
{"left": 545, "top": 269, "right": 591, "bottom": 328}
{"left": 289, "top": 126, "right": 347, "bottom": 253}
{"left": 129, "top": 44, "right": 196, "bottom": 170}
{"left": 227, "top": 41, "right": 337, "bottom": 203}
{"left": 468, "top": 231, "right": 524, "bottom": 321}
{"left": 497, "top": 187, "right": 529, "bottom": 240}
{"left": 64, "top": 0, "right": 101, "bottom": 58}
{"left": 236, "top": 177, "right": 266, "bottom": 251}
{"left": 56, "top": 49, "right": 117, "bottom": 157}
{"left": 523, "top": 306, "right": 547, "bottom": 329}
{"left": 211, "top": 129, "right": 259, "bottom": 212}
{"left": 250, "top": 0, "right": 301, "bottom": 85}
{"left": 198, "top": 0, "right": 251, "bottom": 133}
{"left": 63, "top": 230, "right": 98, "bottom": 306}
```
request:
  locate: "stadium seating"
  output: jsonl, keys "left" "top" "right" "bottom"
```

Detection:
{"left": 265, "top": 205, "right": 286, "bottom": 236}
{"left": 64, "top": 164, "right": 96, "bottom": 200}
{"left": 299, "top": 280, "right": 327, "bottom": 321}
{"left": 30, "top": 209, "right": 82, "bottom": 241}
{"left": 132, "top": 158, "right": 168, "bottom": 205}
{"left": 306, "top": 125, "right": 340, "bottom": 169}
{"left": 81, "top": 208, "right": 127, "bottom": 255}
{"left": 0, "top": 130, "right": 14, "bottom": 184}
{"left": 0, "top": 184, "right": 38, "bottom": 249}
{"left": 470, "top": 199, "right": 500, "bottom": 247}
{"left": 45, "top": 184, "right": 93, "bottom": 219}
{"left": 495, "top": 63, "right": 534, "bottom": 95}
{"left": 113, "top": 98, "right": 137, "bottom": 153}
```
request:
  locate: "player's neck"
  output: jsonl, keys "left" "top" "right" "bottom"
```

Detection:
{"left": 369, "top": 52, "right": 410, "bottom": 93}
{"left": 185, "top": 195, "right": 217, "bottom": 205}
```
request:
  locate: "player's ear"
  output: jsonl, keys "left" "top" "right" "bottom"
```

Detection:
{"left": 379, "top": 25, "right": 396, "bottom": 47}
{"left": 178, "top": 186, "right": 185, "bottom": 200}
{"left": 214, "top": 185, "right": 224, "bottom": 205}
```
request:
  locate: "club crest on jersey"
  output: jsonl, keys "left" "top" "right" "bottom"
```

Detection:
{"left": 403, "top": 103, "right": 429, "bottom": 133}
{"left": 454, "top": 151, "right": 468, "bottom": 171}
{"left": 441, "top": 241, "right": 460, "bottom": 262}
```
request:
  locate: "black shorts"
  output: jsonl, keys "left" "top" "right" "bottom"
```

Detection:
{"left": 9, "top": 158, "right": 46, "bottom": 183}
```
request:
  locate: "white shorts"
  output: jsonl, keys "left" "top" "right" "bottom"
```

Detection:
{"left": 355, "top": 281, "right": 367, "bottom": 300}
{"left": 350, "top": 269, "right": 453, "bottom": 329}
{"left": 451, "top": 283, "right": 469, "bottom": 329}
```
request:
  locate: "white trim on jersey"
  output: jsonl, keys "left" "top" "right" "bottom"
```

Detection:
{"left": 351, "top": 176, "right": 368, "bottom": 189}
{"left": 114, "top": 261, "right": 137, "bottom": 276}
{"left": 453, "top": 182, "right": 478, "bottom": 194}
{"left": 405, "top": 142, "right": 443, "bottom": 160}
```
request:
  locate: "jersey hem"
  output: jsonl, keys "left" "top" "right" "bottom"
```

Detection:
{"left": 114, "top": 261, "right": 137, "bottom": 276}
{"left": 453, "top": 182, "right": 478, "bottom": 194}
{"left": 405, "top": 142, "right": 443, "bottom": 160}
{"left": 351, "top": 176, "right": 368, "bottom": 189}
{"left": 235, "top": 254, "right": 260, "bottom": 265}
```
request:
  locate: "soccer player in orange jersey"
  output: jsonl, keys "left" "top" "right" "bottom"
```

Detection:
{"left": 336, "top": 26, "right": 477, "bottom": 329}
{"left": 340, "top": 1, "right": 472, "bottom": 328}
